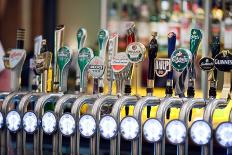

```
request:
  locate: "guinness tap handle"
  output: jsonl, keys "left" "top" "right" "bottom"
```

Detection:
{"left": 147, "top": 32, "right": 158, "bottom": 94}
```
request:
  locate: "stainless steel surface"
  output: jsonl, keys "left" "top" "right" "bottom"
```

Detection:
{"left": 155, "top": 97, "right": 186, "bottom": 155}
{"left": 178, "top": 98, "right": 206, "bottom": 155}
{"left": 132, "top": 96, "right": 161, "bottom": 155}
{"left": 0, "top": 92, "right": 27, "bottom": 155}
{"left": 70, "top": 94, "right": 98, "bottom": 155}
{"left": 110, "top": 95, "right": 138, "bottom": 155}
{"left": 202, "top": 98, "right": 227, "bottom": 155}
{"left": 90, "top": 95, "right": 118, "bottom": 155}
{"left": 52, "top": 94, "right": 80, "bottom": 155}
{"left": 33, "top": 93, "right": 63, "bottom": 155}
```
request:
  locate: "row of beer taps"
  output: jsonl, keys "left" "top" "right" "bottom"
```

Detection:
{"left": 0, "top": 22, "right": 231, "bottom": 155}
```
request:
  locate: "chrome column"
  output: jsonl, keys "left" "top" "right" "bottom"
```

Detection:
{"left": 155, "top": 98, "right": 186, "bottom": 155}
{"left": 132, "top": 96, "right": 161, "bottom": 155}
{"left": 177, "top": 98, "right": 207, "bottom": 155}
{"left": 33, "top": 93, "right": 63, "bottom": 155}
{"left": 52, "top": 94, "right": 80, "bottom": 155}
{"left": 70, "top": 95, "right": 98, "bottom": 155}
{"left": 202, "top": 98, "right": 227, "bottom": 155}
{"left": 90, "top": 95, "right": 118, "bottom": 155}
{"left": 0, "top": 92, "right": 26, "bottom": 155}
{"left": 17, "top": 92, "right": 43, "bottom": 155}
{"left": 110, "top": 95, "right": 138, "bottom": 155}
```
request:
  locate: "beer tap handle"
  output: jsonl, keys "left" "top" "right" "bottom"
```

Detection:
{"left": 209, "top": 36, "right": 220, "bottom": 98}
{"left": 75, "top": 28, "right": 87, "bottom": 93}
{"left": 54, "top": 25, "right": 65, "bottom": 92}
{"left": 147, "top": 32, "right": 158, "bottom": 95}
{"left": 57, "top": 46, "right": 72, "bottom": 92}
{"left": 77, "top": 47, "right": 94, "bottom": 93}
{"left": 166, "top": 32, "right": 176, "bottom": 96}
{"left": 127, "top": 24, "right": 136, "bottom": 45}
{"left": 187, "top": 29, "right": 202, "bottom": 98}
{"left": 3, "top": 28, "right": 26, "bottom": 91}
{"left": 107, "top": 33, "right": 118, "bottom": 94}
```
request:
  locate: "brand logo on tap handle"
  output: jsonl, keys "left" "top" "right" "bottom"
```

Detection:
{"left": 154, "top": 58, "right": 171, "bottom": 77}
{"left": 214, "top": 50, "right": 232, "bottom": 72}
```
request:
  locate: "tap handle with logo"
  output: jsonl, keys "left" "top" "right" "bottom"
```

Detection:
{"left": 57, "top": 46, "right": 72, "bottom": 92}
{"left": 75, "top": 28, "right": 87, "bottom": 93}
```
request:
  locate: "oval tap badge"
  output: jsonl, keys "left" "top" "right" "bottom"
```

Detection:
{"left": 57, "top": 46, "right": 72, "bottom": 70}
{"left": 111, "top": 53, "right": 130, "bottom": 73}
{"left": 171, "top": 48, "right": 192, "bottom": 72}
{"left": 199, "top": 57, "right": 214, "bottom": 71}
{"left": 88, "top": 57, "right": 105, "bottom": 78}
{"left": 214, "top": 50, "right": 232, "bottom": 72}
{"left": 126, "top": 42, "right": 146, "bottom": 63}
{"left": 154, "top": 58, "right": 171, "bottom": 77}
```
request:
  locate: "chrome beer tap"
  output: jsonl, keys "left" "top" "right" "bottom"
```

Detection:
{"left": 0, "top": 28, "right": 27, "bottom": 155}
{"left": 131, "top": 31, "right": 161, "bottom": 155}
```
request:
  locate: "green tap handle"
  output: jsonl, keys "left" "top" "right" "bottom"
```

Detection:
{"left": 77, "top": 47, "right": 94, "bottom": 92}
{"left": 57, "top": 46, "right": 72, "bottom": 92}
{"left": 77, "top": 28, "right": 87, "bottom": 50}
{"left": 189, "top": 29, "right": 202, "bottom": 77}
{"left": 97, "top": 29, "right": 109, "bottom": 59}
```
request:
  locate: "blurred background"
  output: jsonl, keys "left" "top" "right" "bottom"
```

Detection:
{"left": 0, "top": 0, "right": 231, "bottom": 94}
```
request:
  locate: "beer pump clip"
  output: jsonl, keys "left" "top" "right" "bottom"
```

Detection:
{"left": 88, "top": 32, "right": 120, "bottom": 155}
{"left": 1, "top": 28, "right": 27, "bottom": 155}
{"left": 88, "top": 29, "right": 109, "bottom": 94}
{"left": 75, "top": 28, "right": 87, "bottom": 93}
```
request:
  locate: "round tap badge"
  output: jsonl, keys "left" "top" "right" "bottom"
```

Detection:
{"left": 199, "top": 57, "right": 214, "bottom": 71}
{"left": 126, "top": 42, "right": 145, "bottom": 63}
{"left": 171, "top": 48, "right": 192, "bottom": 72}
{"left": 57, "top": 46, "right": 72, "bottom": 70}
{"left": 111, "top": 53, "right": 130, "bottom": 73}
{"left": 214, "top": 50, "right": 232, "bottom": 72}
{"left": 88, "top": 56, "right": 105, "bottom": 78}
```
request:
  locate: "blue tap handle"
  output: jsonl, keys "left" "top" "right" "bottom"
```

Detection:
{"left": 167, "top": 32, "right": 176, "bottom": 80}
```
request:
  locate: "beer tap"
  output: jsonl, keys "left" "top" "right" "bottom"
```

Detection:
{"left": 197, "top": 50, "right": 231, "bottom": 155}
{"left": 88, "top": 33, "right": 119, "bottom": 155}
{"left": 109, "top": 28, "right": 147, "bottom": 155}
{"left": 54, "top": 25, "right": 65, "bottom": 92}
{"left": 0, "top": 28, "right": 27, "bottom": 155}
{"left": 75, "top": 28, "right": 87, "bottom": 93}
{"left": 89, "top": 29, "right": 109, "bottom": 94}
{"left": 107, "top": 33, "right": 118, "bottom": 95}
{"left": 131, "top": 31, "right": 161, "bottom": 155}
{"left": 31, "top": 35, "right": 43, "bottom": 92}
{"left": 155, "top": 40, "right": 194, "bottom": 154}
